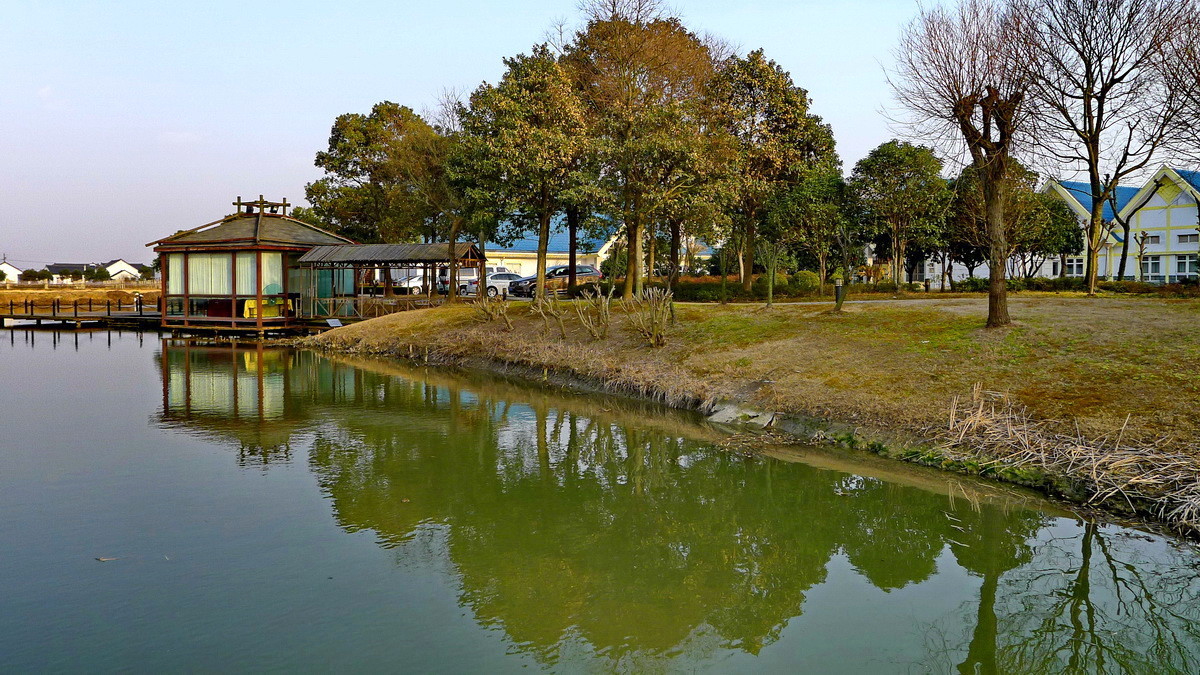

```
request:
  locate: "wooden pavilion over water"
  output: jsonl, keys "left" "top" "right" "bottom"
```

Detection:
{"left": 148, "top": 197, "right": 486, "bottom": 333}
{"left": 149, "top": 196, "right": 354, "bottom": 333}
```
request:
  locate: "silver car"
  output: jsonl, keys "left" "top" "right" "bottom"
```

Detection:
{"left": 466, "top": 272, "right": 524, "bottom": 297}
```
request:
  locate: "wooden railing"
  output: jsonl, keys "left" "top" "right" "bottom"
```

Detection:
{"left": 303, "top": 296, "right": 443, "bottom": 320}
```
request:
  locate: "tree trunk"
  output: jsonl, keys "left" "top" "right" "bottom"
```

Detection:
{"left": 983, "top": 172, "right": 1011, "bottom": 328}
{"left": 646, "top": 223, "right": 657, "bottom": 288}
{"left": 567, "top": 206, "right": 579, "bottom": 290}
{"left": 891, "top": 230, "right": 902, "bottom": 291}
{"left": 536, "top": 211, "right": 551, "bottom": 301}
{"left": 741, "top": 218, "right": 756, "bottom": 291}
{"left": 1084, "top": 187, "right": 1105, "bottom": 295}
{"left": 668, "top": 219, "right": 681, "bottom": 291}
{"left": 1117, "top": 221, "right": 1131, "bottom": 280}
{"left": 447, "top": 219, "right": 461, "bottom": 302}
{"left": 818, "top": 254, "right": 827, "bottom": 296}
{"left": 383, "top": 267, "right": 394, "bottom": 298}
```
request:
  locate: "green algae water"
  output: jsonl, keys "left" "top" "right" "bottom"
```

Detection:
{"left": 3, "top": 332, "right": 1200, "bottom": 673}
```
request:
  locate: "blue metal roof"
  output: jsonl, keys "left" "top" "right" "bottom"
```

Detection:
{"left": 1057, "top": 181, "right": 1139, "bottom": 221}
{"left": 489, "top": 215, "right": 616, "bottom": 254}
{"left": 1174, "top": 169, "right": 1200, "bottom": 195}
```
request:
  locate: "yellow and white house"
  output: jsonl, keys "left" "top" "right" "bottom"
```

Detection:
{"left": 1105, "top": 166, "right": 1200, "bottom": 282}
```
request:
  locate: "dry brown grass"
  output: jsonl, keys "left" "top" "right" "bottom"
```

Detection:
{"left": 311, "top": 296, "right": 1200, "bottom": 450}
{"left": 0, "top": 287, "right": 160, "bottom": 308}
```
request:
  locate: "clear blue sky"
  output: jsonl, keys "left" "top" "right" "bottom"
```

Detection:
{"left": 0, "top": 0, "right": 920, "bottom": 267}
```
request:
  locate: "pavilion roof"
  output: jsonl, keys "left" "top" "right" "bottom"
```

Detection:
{"left": 297, "top": 242, "right": 484, "bottom": 266}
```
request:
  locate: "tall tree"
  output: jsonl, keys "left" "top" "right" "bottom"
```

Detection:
{"left": 458, "top": 45, "right": 588, "bottom": 301}
{"left": 564, "top": 0, "right": 717, "bottom": 299}
{"left": 768, "top": 161, "right": 847, "bottom": 292}
{"left": 1019, "top": 0, "right": 1193, "bottom": 295}
{"left": 305, "top": 102, "right": 438, "bottom": 245}
{"left": 848, "top": 141, "right": 950, "bottom": 290}
{"left": 892, "top": 0, "right": 1031, "bottom": 327}
{"left": 950, "top": 159, "right": 1082, "bottom": 279}
{"left": 709, "top": 49, "right": 836, "bottom": 291}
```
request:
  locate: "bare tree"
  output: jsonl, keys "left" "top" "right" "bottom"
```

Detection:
{"left": 1019, "top": 0, "right": 1193, "bottom": 294}
{"left": 892, "top": 0, "right": 1031, "bottom": 327}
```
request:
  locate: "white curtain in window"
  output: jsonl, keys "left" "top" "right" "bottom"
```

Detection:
{"left": 167, "top": 254, "right": 183, "bottom": 294}
{"left": 188, "top": 253, "right": 232, "bottom": 295}
{"left": 235, "top": 252, "right": 257, "bottom": 295}
{"left": 261, "top": 252, "right": 283, "bottom": 294}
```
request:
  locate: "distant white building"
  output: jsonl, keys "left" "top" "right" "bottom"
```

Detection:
{"left": 102, "top": 259, "right": 143, "bottom": 281}
{"left": 0, "top": 261, "right": 21, "bottom": 282}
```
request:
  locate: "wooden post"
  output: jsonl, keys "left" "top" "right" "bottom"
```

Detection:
{"left": 255, "top": 250, "right": 263, "bottom": 331}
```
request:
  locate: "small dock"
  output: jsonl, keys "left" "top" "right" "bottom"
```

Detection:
{"left": 1, "top": 298, "right": 162, "bottom": 331}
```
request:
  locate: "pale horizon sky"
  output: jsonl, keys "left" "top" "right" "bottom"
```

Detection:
{"left": 0, "top": 0, "right": 922, "bottom": 267}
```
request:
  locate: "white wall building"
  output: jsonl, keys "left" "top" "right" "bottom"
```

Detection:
{"left": 0, "top": 261, "right": 21, "bottom": 282}
{"left": 102, "top": 259, "right": 143, "bottom": 281}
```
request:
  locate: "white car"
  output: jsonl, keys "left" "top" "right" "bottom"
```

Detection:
{"left": 466, "top": 272, "right": 524, "bottom": 297}
{"left": 440, "top": 266, "right": 512, "bottom": 294}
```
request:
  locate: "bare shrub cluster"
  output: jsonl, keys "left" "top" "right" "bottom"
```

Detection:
{"left": 532, "top": 295, "right": 570, "bottom": 338}
{"left": 623, "top": 288, "right": 672, "bottom": 347}
{"left": 574, "top": 284, "right": 616, "bottom": 340}
{"left": 472, "top": 295, "right": 513, "bottom": 331}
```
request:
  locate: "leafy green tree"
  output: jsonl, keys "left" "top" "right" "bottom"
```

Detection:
{"left": 709, "top": 49, "right": 836, "bottom": 291}
{"left": 85, "top": 266, "right": 111, "bottom": 282}
{"left": 457, "top": 45, "right": 588, "bottom": 301}
{"left": 768, "top": 161, "right": 847, "bottom": 292}
{"left": 288, "top": 206, "right": 328, "bottom": 228}
{"left": 305, "top": 102, "right": 438, "bottom": 245}
{"left": 564, "top": 4, "right": 716, "bottom": 299}
{"left": 848, "top": 141, "right": 950, "bottom": 290}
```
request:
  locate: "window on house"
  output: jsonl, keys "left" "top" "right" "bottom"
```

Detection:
{"left": 1144, "top": 235, "right": 1162, "bottom": 245}
{"left": 1065, "top": 257, "right": 1084, "bottom": 276}
{"left": 1177, "top": 254, "right": 1198, "bottom": 275}
{"left": 1142, "top": 255, "right": 1162, "bottom": 276}
{"left": 1179, "top": 233, "right": 1199, "bottom": 244}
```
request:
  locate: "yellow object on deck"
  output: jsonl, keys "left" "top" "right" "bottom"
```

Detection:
{"left": 243, "top": 298, "right": 292, "bottom": 318}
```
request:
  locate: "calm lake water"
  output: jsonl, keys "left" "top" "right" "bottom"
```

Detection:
{"left": 3, "top": 329, "right": 1200, "bottom": 673}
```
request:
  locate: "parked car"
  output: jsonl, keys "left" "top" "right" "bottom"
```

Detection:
{"left": 465, "top": 272, "right": 524, "bottom": 297}
{"left": 438, "top": 265, "right": 512, "bottom": 294}
{"left": 508, "top": 265, "right": 602, "bottom": 297}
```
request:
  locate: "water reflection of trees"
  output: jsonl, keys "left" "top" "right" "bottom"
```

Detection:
{"left": 157, "top": 343, "right": 1200, "bottom": 670}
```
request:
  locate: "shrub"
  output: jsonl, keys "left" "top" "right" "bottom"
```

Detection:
{"left": 955, "top": 277, "right": 989, "bottom": 292}
{"left": 623, "top": 288, "right": 672, "bottom": 347}
{"left": 790, "top": 270, "right": 821, "bottom": 292}
{"left": 752, "top": 272, "right": 790, "bottom": 296}
{"left": 575, "top": 285, "right": 615, "bottom": 339}
{"left": 1098, "top": 280, "right": 1156, "bottom": 294}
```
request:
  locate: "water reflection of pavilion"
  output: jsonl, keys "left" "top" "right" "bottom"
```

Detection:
{"left": 157, "top": 341, "right": 318, "bottom": 463}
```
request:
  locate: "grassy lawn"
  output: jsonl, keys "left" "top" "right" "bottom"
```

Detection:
{"left": 312, "top": 294, "right": 1200, "bottom": 449}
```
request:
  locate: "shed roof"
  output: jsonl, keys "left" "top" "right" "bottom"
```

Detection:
{"left": 298, "top": 242, "right": 484, "bottom": 265}
{"left": 150, "top": 213, "right": 353, "bottom": 250}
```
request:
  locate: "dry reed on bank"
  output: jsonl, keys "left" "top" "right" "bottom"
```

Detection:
{"left": 939, "top": 384, "right": 1200, "bottom": 534}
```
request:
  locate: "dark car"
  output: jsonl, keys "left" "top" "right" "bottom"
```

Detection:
{"left": 507, "top": 265, "right": 602, "bottom": 297}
